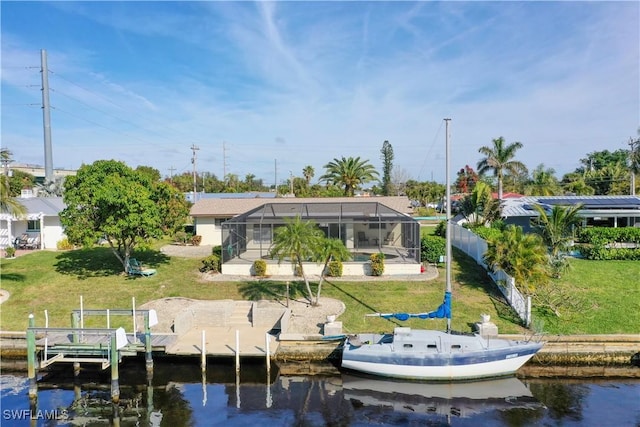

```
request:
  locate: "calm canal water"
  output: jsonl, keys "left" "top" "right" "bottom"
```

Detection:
{"left": 1, "top": 360, "right": 639, "bottom": 426}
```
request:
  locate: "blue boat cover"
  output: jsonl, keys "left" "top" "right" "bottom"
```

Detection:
{"left": 379, "top": 292, "right": 451, "bottom": 320}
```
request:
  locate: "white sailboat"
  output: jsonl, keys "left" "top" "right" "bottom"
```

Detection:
{"left": 341, "top": 118, "right": 543, "bottom": 380}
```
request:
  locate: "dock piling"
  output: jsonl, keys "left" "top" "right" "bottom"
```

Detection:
{"left": 110, "top": 333, "right": 120, "bottom": 403}
{"left": 235, "top": 330, "right": 240, "bottom": 373}
{"left": 27, "top": 313, "right": 37, "bottom": 400}
{"left": 201, "top": 330, "right": 206, "bottom": 373}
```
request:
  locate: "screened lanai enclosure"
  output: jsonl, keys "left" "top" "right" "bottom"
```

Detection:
{"left": 220, "top": 201, "right": 422, "bottom": 276}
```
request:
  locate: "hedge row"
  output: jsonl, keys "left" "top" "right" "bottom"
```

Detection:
{"left": 578, "top": 227, "right": 640, "bottom": 245}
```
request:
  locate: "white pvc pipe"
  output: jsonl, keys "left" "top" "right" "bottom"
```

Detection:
{"left": 107, "top": 309, "right": 110, "bottom": 329}
{"left": 265, "top": 333, "right": 270, "bottom": 372}
{"left": 44, "top": 309, "right": 49, "bottom": 361}
{"left": 235, "top": 330, "right": 240, "bottom": 372}
{"left": 132, "top": 297, "right": 136, "bottom": 339}
{"left": 201, "top": 330, "right": 206, "bottom": 372}
{"left": 80, "top": 295, "right": 84, "bottom": 329}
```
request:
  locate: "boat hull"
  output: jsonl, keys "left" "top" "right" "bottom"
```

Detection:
{"left": 341, "top": 329, "right": 543, "bottom": 381}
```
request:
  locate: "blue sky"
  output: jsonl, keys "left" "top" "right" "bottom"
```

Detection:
{"left": 2, "top": 1, "right": 638, "bottom": 186}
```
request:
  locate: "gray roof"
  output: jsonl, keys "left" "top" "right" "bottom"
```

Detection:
{"left": 501, "top": 195, "right": 640, "bottom": 218}
{"left": 190, "top": 196, "right": 414, "bottom": 218}
{"left": 1, "top": 197, "right": 66, "bottom": 219}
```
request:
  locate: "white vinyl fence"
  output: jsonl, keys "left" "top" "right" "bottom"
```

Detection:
{"left": 450, "top": 223, "right": 531, "bottom": 326}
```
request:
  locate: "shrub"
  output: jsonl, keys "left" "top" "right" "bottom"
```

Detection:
{"left": 200, "top": 254, "right": 220, "bottom": 273}
{"left": 421, "top": 235, "right": 446, "bottom": 263}
{"left": 471, "top": 226, "right": 504, "bottom": 242}
{"left": 191, "top": 235, "right": 202, "bottom": 246}
{"left": 252, "top": 259, "right": 267, "bottom": 276}
{"left": 57, "top": 238, "right": 74, "bottom": 250}
{"left": 5, "top": 247, "right": 16, "bottom": 258}
{"left": 370, "top": 252, "right": 385, "bottom": 276}
{"left": 434, "top": 220, "right": 447, "bottom": 238}
{"left": 173, "top": 231, "right": 189, "bottom": 245}
{"left": 327, "top": 260, "right": 343, "bottom": 277}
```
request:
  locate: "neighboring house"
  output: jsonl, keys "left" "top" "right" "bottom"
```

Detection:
{"left": 0, "top": 196, "right": 67, "bottom": 250}
{"left": 501, "top": 195, "right": 640, "bottom": 232}
{"left": 184, "top": 191, "right": 276, "bottom": 204}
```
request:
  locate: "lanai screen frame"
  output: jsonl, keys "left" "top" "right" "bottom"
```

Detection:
{"left": 220, "top": 201, "right": 421, "bottom": 264}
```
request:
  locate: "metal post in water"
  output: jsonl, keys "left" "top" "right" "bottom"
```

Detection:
{"left": 27, "top": 314, "right": 37, "bottom": 400}
{"left": 110, "top": 333, "right": 120, "bottom": 403}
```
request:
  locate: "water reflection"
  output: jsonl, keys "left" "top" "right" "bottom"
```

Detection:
{"left": 1, "top": 361, "right": 639, "bottom": 426}
{"left": 341, "top": 374, "right": 542, "bottom": 418}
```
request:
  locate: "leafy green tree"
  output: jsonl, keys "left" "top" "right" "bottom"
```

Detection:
{"left": 136, "top": 165, "right": 161, "bottom": 182}
{"left": 525, "top": 164, "right": 561, "bottom": 196}
{"left": 405, "top": 180, "right": 445, "bottom": 208}
{"left": 380, "top": 141, "right": 394, "bottom": 196}
{"left": 477, "top": 137, "right": 528, "bottom": 200}
{"left": 7, "top": 170, "right": 36, "bottom": 197}
{"left": 60, "top": 160, "right": 186, "bottom": 273}
{"left": 561, "top": 172, "right": 595, "bottom": 195}
{"left": 270, "top": 215, "right": 324, "bottom": 304}
{"left": 319, "top": 156, "right": 379, "bottom": 196}
{"left": 313, "top": 238, "right": 351, "bottom": 305}
{"left": 483, "top": 225, "right": 549, "bottom": 295}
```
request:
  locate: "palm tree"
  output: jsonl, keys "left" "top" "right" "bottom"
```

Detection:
{"left": 270, "top": 215, "right": 324, "bottom": 305}
{"left": 532, "top": 204, "right": 583, "bottom": 258}
{"left": 458, "top": 181, "right": 501, "bottom": 226}
{"left": 525, "top": 164, "right": 561, "bottom": 196}
{"left": 319, "top": 156, "right": 379, "bottom": 196}
{"left": 302, "top": 165, "right": 314, "bottom": 185}
{"left": 477, "top": 137, "right": 528, "bottom": 200}
{"left": 313, "top": 238, "right": 351, "bottom": 305}
{"left": 0, "top": 175, "right": 27, "bottom": 217}
{"left": 483, "top": 225, "right": 549, "bottom": 295}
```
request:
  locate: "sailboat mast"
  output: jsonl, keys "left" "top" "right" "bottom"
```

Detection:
{"left": 444, "top": 118, "right": 452, "bottom": 333}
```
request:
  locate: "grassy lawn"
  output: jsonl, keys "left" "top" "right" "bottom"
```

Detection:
{"left": 1, "top": 245, "right": 637, "bottom": 335}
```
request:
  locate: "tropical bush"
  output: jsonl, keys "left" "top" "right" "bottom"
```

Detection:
{"left": 421, "top": 235, "right": 445, "bottom": 263}
{"left": 56, "top": 238, "right": 74, "bottom": 250}
{"left": 5, "top": 246, "right": 16, "bottom": 258}
{"left": 369, "top": 253, "right": 385, "bottom": 276}
{"left": 199, "top": 254, "right": 220, "bottom": 273}
{"left": 191, "top": 235, "right": 202, "bottom": 246}
{"left": 434, "top": 220, "right": 446, "bottom": 238}
{"left": 252, "top": 259, "right": 267, "bottom": 276}
{"left": 327, "top": 260, "right": 343, "bottom": 277}
{"left": 576, "top": 227, "right": 640, "bottom": 260}
{"left": 173, "top": 231, "right": 189, "bottom": 245}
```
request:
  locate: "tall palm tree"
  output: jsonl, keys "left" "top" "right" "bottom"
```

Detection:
{"left": 319, "top": 156, "right": 379, "bottom": 196}
{"left": 458, "top": 181, "right": 500, "bottom": 226}
{"left": 477, "top": 137, "right": 528, "bottom": 200}
{"left": 483, "top": 225, "right": 549, "bottom": 295}
{"left": 313, "top": 238, "right": 351, "bottom": 305}
{"left": 270, "top": 215, "right": 324, "bottom": 305}
{"left": 302, "top": 165, "right": 314, "bottom": 185}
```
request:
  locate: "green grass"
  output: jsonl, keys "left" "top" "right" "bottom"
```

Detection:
{"left": 1, "top": 245, "right": 637, "bottom": 335}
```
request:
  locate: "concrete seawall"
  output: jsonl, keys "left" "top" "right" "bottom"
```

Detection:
{"left": 3, "top": 331, "right": 639, "bottom": 377}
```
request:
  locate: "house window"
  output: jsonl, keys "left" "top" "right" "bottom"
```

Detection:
{"left": 27, "top": 220, "right": 40, "bottom": 232}
{"left": 252, "top": 225, "right": 271, "bottom": 244}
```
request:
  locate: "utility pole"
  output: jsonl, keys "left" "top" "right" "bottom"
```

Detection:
{"left": 168, "top": 166, "right": 176, "bottom": 182}
{"left": 289, "top": 171, "right": 294, "bottom": 195}
{"left": 191, "top": 144, "right": 199, "bottom": 202}
{"left": 630, "top": 135, "right": 640, "bottom": 196}
{"left": 223, "top": 141, "right": 229, "bottom": 183}
{"left": 41, "top": 49, "right": 54, "bottom": 183}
